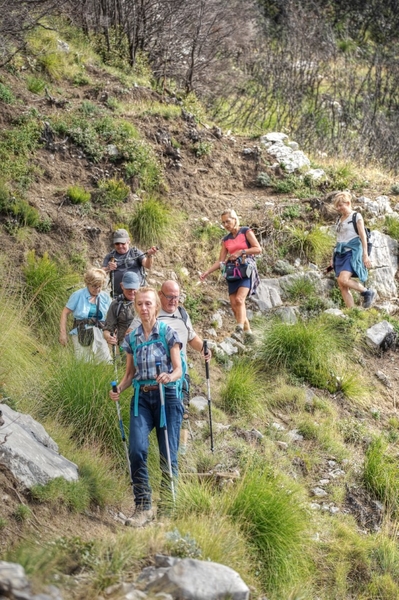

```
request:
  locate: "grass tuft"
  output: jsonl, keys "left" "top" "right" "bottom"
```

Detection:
{"left": 219, "top": 358, "right": 263, "bottom": 416}
{"left": 129, "top": 197, "right": 172, "bottom": 248}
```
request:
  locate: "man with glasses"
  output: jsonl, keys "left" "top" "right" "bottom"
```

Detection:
{"left": 102, "top": 228, "right": 158, "bottom": 296}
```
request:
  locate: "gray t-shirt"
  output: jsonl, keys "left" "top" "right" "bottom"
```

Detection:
{"left": 336, "top": 211, "right": 363, "bottom": 244}
{"left": 129, "top": 307, "right": 196, "bottom": 355}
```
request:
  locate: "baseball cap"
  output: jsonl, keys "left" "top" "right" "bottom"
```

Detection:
{"left": 113, "top": 228, "right": 130, "bottom": 243}
{"left": 121, "top": 271, "right": 140, "bottom": 289}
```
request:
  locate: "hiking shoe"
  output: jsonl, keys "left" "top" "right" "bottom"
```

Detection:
{"left": 243, "top": 331, "right": 256, "bottom": 344}
{"left": 125, "top": 507, "right": 154, "bottom": 528}
{"left": 362, "top": 289, "right": 377, "bottom": 309}
{"left": 235, "top": 324, "right": 244, "bottom": 334}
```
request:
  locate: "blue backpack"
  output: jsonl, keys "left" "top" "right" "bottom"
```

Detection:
{"left": 128, "top": 321, "right": 187, "bottom": 425}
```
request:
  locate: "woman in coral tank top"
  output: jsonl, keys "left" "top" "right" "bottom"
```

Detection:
{"left": 200, "top": 209, "right": 261, "bottom": 342}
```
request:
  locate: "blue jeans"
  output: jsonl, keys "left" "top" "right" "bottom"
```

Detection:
{"left": 129, "top": 386, "right": 184, "bottom": 509}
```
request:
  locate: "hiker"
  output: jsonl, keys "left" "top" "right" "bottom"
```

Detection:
{"left": 102, "top": 228, "right": 158, "bottom": 296}
{"left": 59, "top": 268, "right": 112, "bottom": 363}
{"left": 109, "top": 287, "right": 183, "bottom": 526}
{"left": 200, "top": 208, "right": 261, "bottom": 341}
{"left": 129, "top": 280, "right": 212, "bottom": 453}
{"left": 331, "top": 191, "right": 376, "bottom": 309}
{"left": 103, "top": 271, "right": 140, "bottom": 346}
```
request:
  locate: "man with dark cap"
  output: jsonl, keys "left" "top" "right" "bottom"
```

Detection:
{"left": 103, "top": 271, "right": 140, "bottom": 346}
{"left": 102, "top": 228, "right": 158, "bottom": 296}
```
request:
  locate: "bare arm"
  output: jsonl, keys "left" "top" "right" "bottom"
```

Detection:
{"left": 59, "top": 307, "right": 73, "bottom": 346}
{"left": 200, "top": 243, "right": 228, "bottom": 280}
{"left": 188, "top": 335, "right": 212, "bottom": 361}
{"left": 142, "top": 246, "right": 158, "bottom": 269}
{"left": 356, "top": 217, "right": 371, "bottom": 268}
{"left": 156, "top": 343, "right": 182, "bottom": 384}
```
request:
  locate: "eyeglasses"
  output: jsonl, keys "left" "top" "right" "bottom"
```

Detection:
{"left": 115, "top": 241, "right": 128, "bottom": 246}
{"left": 161, "top": 291, "right": 180, "bottom": 300}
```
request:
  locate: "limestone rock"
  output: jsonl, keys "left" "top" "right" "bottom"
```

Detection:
{"left": 0, "top": 404, "right": 78, "bottom": 489}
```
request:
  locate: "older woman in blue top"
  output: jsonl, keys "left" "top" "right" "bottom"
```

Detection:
{"left": 110, "top": 287, "right": 183, "bottom": 527}
{"left": 59, "top": 268, "right": 112, "bottom": 363}
{"left": 332, "top": 191, "right": 376, "bottom": 309}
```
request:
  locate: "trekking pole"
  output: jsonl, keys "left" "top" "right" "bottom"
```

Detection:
{"left": 109, "top": 257, "right": 116, "bottom": 297}
{"left": 156, "top": 362, "right": 176, "bottom": 504}
{"left": 111, "top": 381, "right": 132, "bottom": 485}
{"left": 203, "top": 340, "right": 214, "bottom": 453}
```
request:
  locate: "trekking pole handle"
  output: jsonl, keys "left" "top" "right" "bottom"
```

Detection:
{"left": 203, "top": 340, "right": 210, "bottom": 379}
{"left": 111, "top": 380, "right": 118, "bottom": 394}
{"left": 156, "top": 362, "right": 161, "bottom": 377}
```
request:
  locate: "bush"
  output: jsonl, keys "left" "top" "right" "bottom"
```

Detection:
{"left": 129, "top": 197, "right": 172, "bottom": 247}
{"left": 124, "top": 141, "right": 163, "bottom": 192}
{"left": 256, "top": 172, "right": 272, "bottom": 187}
{"left": 219, "top": 358, "right": 262, "bottom": 416}
{"left": 285, "top": 276, "right": 317, "bottom": 300}
{"left": 0, "top": 186, "right": 40, "bottom": 227}
{"left": 259, "top": 317, "right": 344, "bottom": 390}
{"left": 40, "top": 355, "right": 128, "bottom": 469}
{"left": 26, "top": 77, "right": 46, "bottom": 95}
{"left": 384, "top": 215, "right": 399, "bottom": 241}
{"left": 364, "top": 436, "right": 399, "bottom": 509}
{"left": 285, "top": 224, "right": 334, "bottom": 263}
{"left": 226, "top": 468, "right": 310, "bottom": 594}
{"left": 22, "top": 250, "right": 80, "bottom": 335}
{"left": 0, "top": 82, "right": 15, "bottom": 104}
{"left": 67, "top": 185, "right": 91, "bottom": 205}
{"left": 192, "top": 141, "right": 213, "bottom": 157}
{"left": 95, "top": 178, "right": 130, "bottom": 207}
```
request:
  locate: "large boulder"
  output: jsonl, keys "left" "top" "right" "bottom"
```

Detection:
{"left": 0, "top": 404, "right": 79, "bottom": 489}
{"left": 369, "top": 230, "right": 398, "bottom": 298}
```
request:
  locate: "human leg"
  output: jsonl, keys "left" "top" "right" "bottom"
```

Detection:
{"left": 337, "top": 271, "right": 367, "bottom": 308}
{"left": 129, "top": 393, "right": 156, "bottom": 509}
{"left": 229, "top": 286, "right": 250, "bottom": 328}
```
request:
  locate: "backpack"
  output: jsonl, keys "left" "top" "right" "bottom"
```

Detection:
{"left": 128, "top": 321, "right": 187, "bottom": 424}
{"left": 109, "top": 247, "right": 147, "bottom": 286}
{"left": 352, "top": 212, "right": 373, "bottom": 255}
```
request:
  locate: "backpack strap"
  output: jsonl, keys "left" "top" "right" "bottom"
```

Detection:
{"left": 177, "top": 305, "right": 189, "bottom": 327}
{"left": 352, "top": 212, "right": 359, "bottom": 236}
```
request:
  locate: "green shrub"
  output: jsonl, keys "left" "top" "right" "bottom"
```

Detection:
{"left": 364, "top": 436, "right": 399, "bottom": 509}
{"left": 256, "top": 172, "right": 272, "bottom": 187}
{"left": 37, "top": 52, "right": 65, "bottom": 80}
{"left": 26, "top": 77, "right": 46, "bottom": 95}
{"left": 22, "top": 250, "right": 80, "bottom": 334}
{"left": 31, "top": 477, "right": 90, "bottom": 513}
{"left": 286, "top": 224, "right": 334, "bottom": 263}
{"left": 40, "top": 355, "right": 128, "bottom": 469}
{"left": 192, "top": 221, "right": 222, "bottom": 244}
{"left": 129, "top": 197, "right": 172, "bottom": 247}
{"left": 391, "top": 184, "right": 399, "bottom": 195}
{"left": 35, "top": 217, "right": 53, "bottom": 233}
{"left": 192, "top": 141, "right": 213, "bottom": 157}
{"left": 259, "top": 317, "right": 344, "bottom": 390}
{"left": 384, "top": 215, "right": 399, "bottom": 241}
{"left": 0, "top": 117, "right": 42, "bottom": 184}
{"left": 14, "top": 504, "right": 32, "bottom": 522}
{"left": 79, "top": 100, "right": 100, "bottom": 116}
{"left": 0, "top": 186, "right": 40, "bottom": 227}
{"left": 124, "top": 141, "right": 163, "bottom": 192}
{"left": 67, "top": 185, "right": 91, "bottom": 205}
{"left": 219, "top": 358, "right": 262, "bottom": 416}
{"left": 73, "top": 72, "right": 91, "bottom": 86}
{"left": 285, "top": 276, "right": 317, "bottom": 300}
{"left": 226, "top": 468, "right": 310, "bottom": 594}
{"left": 0, "top": 82, "right": 15, "bottom": 104}
{"left": 282, "top": 204, "right": 301, "bottom": 219}
{"left": 96, "top": 178, "right": 130, "bottom": 207}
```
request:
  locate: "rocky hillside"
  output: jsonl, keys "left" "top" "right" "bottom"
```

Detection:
{"left": 2, "top": 24, "right": 399, "bottom": 600}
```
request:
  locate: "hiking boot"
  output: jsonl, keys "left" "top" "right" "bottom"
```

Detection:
{"left": 235, "top": 324, "right": 244, "bottom": 334}
{"left": 243, "top": 331, "right": 256, "bottom": 344}
{"left": 362, "top": 289, "right": 377, "bottom": 309}
{"left": 125, "top": 507, "right": 154, "bottom": 528}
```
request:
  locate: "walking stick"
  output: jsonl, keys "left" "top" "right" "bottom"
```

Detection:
{"left": 156, "top": 362, "right": 176, "bottom": 504}
{"left": 111, "top": 372, "right": 132, "bottom": 484}
{"left": 203, "top": 340, "right": 214, "bottom": 453}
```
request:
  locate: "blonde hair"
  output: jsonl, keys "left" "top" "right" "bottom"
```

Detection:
{"left": 221, "top": 209, "right": 240, "bottom": 228}
{"left": 134, "top": 287, "right": 161, "bottom": 313}
{"left": 84, "top": 268, "right": 107, "bottom": 287}
{"left": 333, "top": 191, "right": 352, "bottom": 209}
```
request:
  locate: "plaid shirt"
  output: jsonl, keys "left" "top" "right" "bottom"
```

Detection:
{"left": 122, "top": 321, "right": 181, "bottom": 382}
